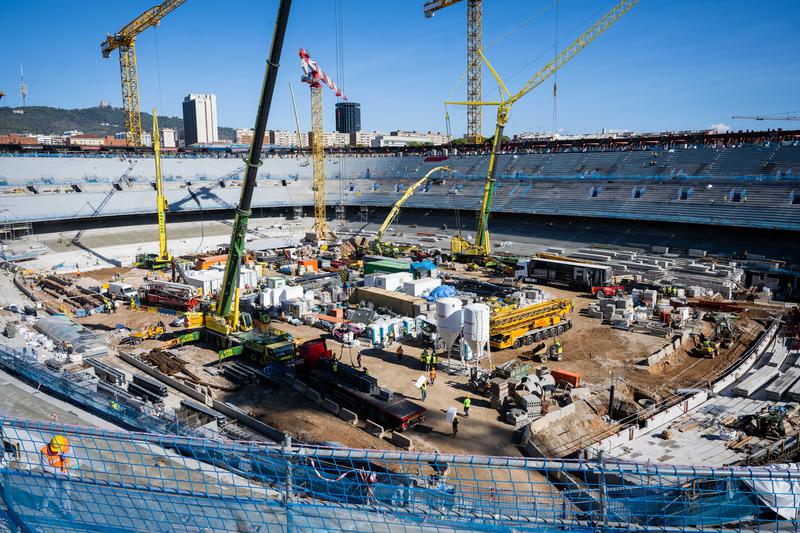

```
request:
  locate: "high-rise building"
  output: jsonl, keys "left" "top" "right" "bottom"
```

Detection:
{"left": 335, "top": 102, "right": 361, "bottom": 133}
{"left": 182, "top": 93, "right": 218, "bottom": 146}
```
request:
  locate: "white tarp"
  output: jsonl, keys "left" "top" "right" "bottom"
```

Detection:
{"left": 743, "top": 463, "right": 800, "bottom": 520}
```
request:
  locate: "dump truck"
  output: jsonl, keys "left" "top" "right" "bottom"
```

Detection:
{"left": 490, "top": 299, "right": 573, "bottom": 350}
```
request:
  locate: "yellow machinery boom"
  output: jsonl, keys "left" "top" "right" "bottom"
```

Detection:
{"left": 373, "top": 166, "right": 452, "bottom": 254}
{"left": 448, "top": 0, "right": 639, "bottom": 260}
{"left": 101, "top": 0, "right": 186, "bottom": 146}
{"left": 490, "top": 298, "right": 573, "bottom": 350}
{"left": 152, "top": 109, "right": 171, "bottom": 265}
{"left": 134, "top": 109, "right": 172, "bottom": 270}
{"left": 424, "top": 0, "right": 482, "bottom": 143}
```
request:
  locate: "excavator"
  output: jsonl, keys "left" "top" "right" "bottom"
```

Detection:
{"left": 371, "top": 166, "right": 452, "bottom": 257}
{"left": 203, "top": 0, "right": 290, "bottom": 342}
{"left": 447, "top": 0, "right": 639, "bottom": 263}
{"left": 135, "top": 108, "right": 173, "bottom": 270}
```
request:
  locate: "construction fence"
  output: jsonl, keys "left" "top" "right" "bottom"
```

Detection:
{"left": 0, "top": 416, "right": 799, "bottom": 532}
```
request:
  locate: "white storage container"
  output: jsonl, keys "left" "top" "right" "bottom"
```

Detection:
{"left": 403, "top": 277, "right": 442, "bottom": 297}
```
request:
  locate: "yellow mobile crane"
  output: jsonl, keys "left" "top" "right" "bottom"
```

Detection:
{"left": 372, "top": 166, "right": 452, "bottom": 256}
{"left": 101, "top": 0, "right": 186, "bottom": 146}
{"left": 448, "top": 0, "right": 639, "bottom": 261}
{"left": 136, "top": 109, "right": 172, "bottom": 270}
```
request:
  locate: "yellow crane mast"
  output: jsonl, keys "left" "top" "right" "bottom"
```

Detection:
{"left": 136, "top": 109, "right": 172, "bottom": 270}
{"left": 448, "top": 0, "right": 639, "bottom": 260}
{"left": 101, "top": 0, "right": 186, "bottom": 146}
{"left": 299, "top": 48, "right": 347, "bottom": 243}
{"left": 424, "top": 0, "right": 482, "bottom": 143}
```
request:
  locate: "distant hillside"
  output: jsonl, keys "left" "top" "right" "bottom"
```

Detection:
{"left": 0, "top": 105, "right": 236, "bottom": 140}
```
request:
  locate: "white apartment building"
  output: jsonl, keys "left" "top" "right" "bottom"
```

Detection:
{"left": 269, "top": 129, "right": 308, "bottom": 147}
{"left": 350, "top": 131, "right": 386, "bottom": 147}
{"left": 182, "top": 93, "right": 219, "bottom": 146}
{"left": 307, "top": 131, "right": 350, "bottom": 148}
{"left": 390, "top": 130, "right": 449, "bottom": 146}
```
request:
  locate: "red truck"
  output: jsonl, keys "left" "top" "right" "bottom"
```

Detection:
{"left": 298, "top": 339, "right": 426, "bottom": 431}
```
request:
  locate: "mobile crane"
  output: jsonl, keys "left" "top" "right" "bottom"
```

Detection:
{"left": 135, "top": 108, "right": 172, "bottom": 270}
{"left": 372, "top": 166, "right": 452, "bottom": 256}
{"left": 203, "top": 0, "right": 291, "bottom": 341}
{"left": 448, "top": 0, "right": 639, "bottom": 261}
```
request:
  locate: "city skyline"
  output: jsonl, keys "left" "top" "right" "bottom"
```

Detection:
{"left": 1, "top": 1, "right": 798, "bottom": 137}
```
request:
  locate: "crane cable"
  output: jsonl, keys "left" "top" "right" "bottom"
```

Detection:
{"left": 334, "top": 0, "right": 347, "bottom": 218}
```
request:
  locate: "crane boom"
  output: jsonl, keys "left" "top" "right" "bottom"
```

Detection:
{"left": 373, "top": 166, "right": 452, "bottom": 253}
{"left": 448, "top": 0, "right": 639, "bottom": 259}
{"left": 206, "top": 0, "right": 291, "bottom": 335}
{"left": 152, "top": 109, "right": 171, "bottom": 264}
{"left": 101, "top": 0, "right": 187, "bottom": 146}
{"left": 732, "top": 113, "right": 799, "bottom": 121}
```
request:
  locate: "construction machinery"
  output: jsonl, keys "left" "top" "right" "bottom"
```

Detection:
{"left": 490, "top": 299, "right": 573, "bottom": 350}
{"left": 732, "top": 113, "right": 799, "bottom": 121}
{"left": 204, "top": 0, "right": 290, "bottom": 340}
{"left": 139, "top": 280, "right": 199, "bottom": 312}
{"left": 447, "top": 0, "right": 639, "bottom": 261}
{"left": 101, "top": 0, "right": 186, "bottom": 146}
{"left": 424, "top": 0, "right": 482, "bottom": 143}
{"left": 135, "top": 108, "right": 172, "bottom": 270}
{"left": 372, "top": 166, "right": 452, "bottom": 256}
{"left": 299, "top": 48, "right": 346, "bottom": 244}
{"left": 124, "top": 323, "right": 166, "bottom": 345}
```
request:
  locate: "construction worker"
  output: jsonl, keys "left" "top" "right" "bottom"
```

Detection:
{"left": 550, "top": 339, "right": 563, "bottom": 359}
{"left": 463, "top": 395, "right": 471, "bottom": 417}
{"left": 429, "top": 367, "right": 437, "bottom": 385}
{"left": 420, "top": 381, "right": 427, "bottom": 402}
{"left": 432, "top": 351, "right": 438, "bottom": 369}
{"left": 396, "top": 345, "right": 404, "bottom": 362}
{"left": 39, "top": 435, "right": 76, "bottom": 516}
{"left": 362, "top": 367, "right": 369, "bottom": 376}
{"left": 425, "top": 351, "right": 433, "bottom": 372}
{"left": 420, "top": 349, "right": 428, "bottom": 370}
{"left": 452, "top": 414, "right": 459, "bottom": 438}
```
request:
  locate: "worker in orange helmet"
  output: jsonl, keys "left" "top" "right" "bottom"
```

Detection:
{"left": 39, "top": 435, "right": 77, "bottom": 516}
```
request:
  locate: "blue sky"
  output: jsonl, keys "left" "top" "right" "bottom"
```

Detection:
{"left": 1, "top": 0, "right": 798, "bottom": 137}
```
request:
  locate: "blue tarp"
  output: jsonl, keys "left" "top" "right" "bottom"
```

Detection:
{"left": 425, "top": 285, "right": 456, "bottom": 301}
{"left": 411, "top": 259, "right": 437, "bottom": 274}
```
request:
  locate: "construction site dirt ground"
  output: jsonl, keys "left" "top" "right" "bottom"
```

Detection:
{"left": 20, "top": 262, "right": 767, "bottom": 460}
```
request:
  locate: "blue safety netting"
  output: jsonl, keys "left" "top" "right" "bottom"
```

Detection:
{"left": 0, "top": 416, "right": 798, "bottom": 532}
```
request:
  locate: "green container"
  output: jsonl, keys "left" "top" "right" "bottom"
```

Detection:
{"left": 364, "top": 260, "right": 409, "bottom": 275}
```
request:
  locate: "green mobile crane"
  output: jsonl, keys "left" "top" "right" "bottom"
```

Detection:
{"left": 204, "top": 0, "right": 291, "bottom": 339}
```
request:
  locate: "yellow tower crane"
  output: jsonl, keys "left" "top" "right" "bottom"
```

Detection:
{"left": 299, "top": 48, "right": 346, "bottom": 244}
{"left": 136, "top": 109, "right": 172, "bottom": 270}
{"left": 448, "top": 0, "right": 639, "bottom": 260}
{"left": 101, "top": 0, "right": 186, "bottom": 147}
{"left": 424, "top": 0, "right": 482, "bottom": 144}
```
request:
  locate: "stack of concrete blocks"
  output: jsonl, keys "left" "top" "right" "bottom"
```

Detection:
{"left": 490, "top": 377, "right": 509, "bottom": 411}
{"left": 642, "top": 290, "right": 659, "bottom": 309}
